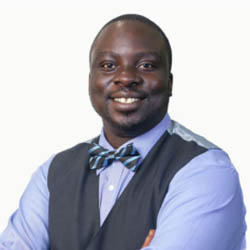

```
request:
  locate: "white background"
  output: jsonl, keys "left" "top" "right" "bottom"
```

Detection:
{"left": 0, "top": 0, "right": 249, "bottom": 245}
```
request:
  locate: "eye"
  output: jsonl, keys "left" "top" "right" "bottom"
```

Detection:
{"left": 100, "top": 62, "right": 116, "bottom": 70}
{"left": 138, "top": 63, "right": 157, "bottom": 70}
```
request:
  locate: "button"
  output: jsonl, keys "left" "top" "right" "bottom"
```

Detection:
{"left": 108, "top": 185, "right": 114, "bottom": 191}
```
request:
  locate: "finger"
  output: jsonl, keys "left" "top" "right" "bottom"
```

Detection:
{"left": 142, "top": 233, "right": 154, "bottom": 248}
{"left": 148, "top": 229, "right": 155, "bottom": 237}
{"left": 141, "top": 236, "right": 150, "bottom": 248}
{"left": 141, "top": 229, "right": 156, "bottom": 248}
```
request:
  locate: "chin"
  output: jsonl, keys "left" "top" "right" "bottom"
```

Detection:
{"left": 110, "top": 115, "right": 151, "bottom": 136}
{"left": 103, "top": 106, "right": 168, "bottom": 136}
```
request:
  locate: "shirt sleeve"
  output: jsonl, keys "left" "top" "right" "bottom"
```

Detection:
{"left": 0, "top": 155, "right": 54, "bottom": 250}
{"left": 141, "top": 149, "right": 247, "bottom": 250}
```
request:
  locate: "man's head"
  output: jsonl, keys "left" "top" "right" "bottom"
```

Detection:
{"left": 88, "top": 14, "right": 173, "bottom": 140}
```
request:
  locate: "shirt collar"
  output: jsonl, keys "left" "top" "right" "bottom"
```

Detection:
{"left": 99, "top": 112, "right": 171, "bottom": 163}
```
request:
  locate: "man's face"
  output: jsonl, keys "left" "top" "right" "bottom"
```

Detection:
{"left": 89, "top": 20, "right": 172, "bottom": 136}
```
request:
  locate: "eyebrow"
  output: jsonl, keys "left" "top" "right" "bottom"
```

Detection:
{"left": 93, "top": 51, "right": 162, "bottom": 60}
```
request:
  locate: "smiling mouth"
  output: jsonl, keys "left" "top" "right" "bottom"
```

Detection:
{"left": 113, "top": 97, "right": 141, "bottom": 104}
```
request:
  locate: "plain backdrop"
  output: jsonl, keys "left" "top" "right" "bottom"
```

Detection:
{"left": 0, "top": 0, "right": 249, "bottom": 245}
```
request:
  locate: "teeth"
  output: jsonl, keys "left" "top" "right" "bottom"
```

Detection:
{"left": 114, "top": 98, "right": 140, "bottom": 104}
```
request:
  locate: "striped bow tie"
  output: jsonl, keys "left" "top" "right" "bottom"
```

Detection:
{"left": 88, "top": 143, "right": 141, "bottom": 172}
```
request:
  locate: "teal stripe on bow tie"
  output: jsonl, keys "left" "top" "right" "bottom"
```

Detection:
{"left": 88, "top": 143, "right": 141, "bottom": 172}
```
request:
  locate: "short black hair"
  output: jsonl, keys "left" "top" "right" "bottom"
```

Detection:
{"left": 89, "top": 14, "right": 172, "bottom": 71}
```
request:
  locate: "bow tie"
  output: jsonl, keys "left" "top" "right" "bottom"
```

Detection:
{"left": 88, "top": 143, "right": 141, "bottom": 172}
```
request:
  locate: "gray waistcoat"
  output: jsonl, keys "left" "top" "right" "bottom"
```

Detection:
{"left": 48, "top": 124, "right": 209, "bottom": 250}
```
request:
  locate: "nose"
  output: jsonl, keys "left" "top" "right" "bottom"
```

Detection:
{"left": 113, "top": 66, "right": 142, "bottom": 87}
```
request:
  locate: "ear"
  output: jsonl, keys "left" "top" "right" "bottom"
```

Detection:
{"left": 167, "top": 73, "right": 173, "bottom": 97}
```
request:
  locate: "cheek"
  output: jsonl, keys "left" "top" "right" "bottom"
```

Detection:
{"left": 148, "top": 79, "right": 169, "bottom": 96}
{"left": 89, "top": 73, "right": 112, "bottom": 95}
{"left": 145, "top": 81, "right": 170, "bottom": 108}
{"left": 89, "top": 75, "right": 111, "bottom": 113}
{"left": 89, "top": 82, "right": 104, "bottom": 101}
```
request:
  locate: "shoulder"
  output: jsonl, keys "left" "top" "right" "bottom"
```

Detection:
{"left": 167, "top": 120, "right": 218, "bottom": 150}
{"left": 168, "top": 148, "right": 240, "bottom": 207}
{"left": 166, "top": 120, "right": 240, "bottom": 199}
{"left": 50, "top": 136, "right": 99, "bottom": 168}
{"left": 155, "top": 125, "right": 246, "bottom": 250}
{"left": 47, "top": 136, "right": 99, "bottom": 189}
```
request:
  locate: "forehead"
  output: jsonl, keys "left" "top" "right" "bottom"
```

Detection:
{"left": 91, "top": 20, "right": 166, "bottom": 59}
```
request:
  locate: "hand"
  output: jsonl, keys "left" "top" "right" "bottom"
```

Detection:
{"left": 141, "top": 229, "right": 155, "bottom": 248}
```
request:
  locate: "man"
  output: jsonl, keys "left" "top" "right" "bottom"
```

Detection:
{"left": 0, "top": 14, "right": 246, "bottom": 250}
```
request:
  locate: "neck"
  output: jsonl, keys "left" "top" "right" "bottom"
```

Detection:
{"left": 102, "top": 109, "right": 169, "bottom": 148}
{"left": 103, "top": 127, "right": 136, "bottom": 149}
{"left": 102, "top": 118, "right": 160, "bottom": 149}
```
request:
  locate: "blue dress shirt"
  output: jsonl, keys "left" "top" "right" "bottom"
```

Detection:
{"left": 0, "top": 113, "right": 247, "bottom": 250}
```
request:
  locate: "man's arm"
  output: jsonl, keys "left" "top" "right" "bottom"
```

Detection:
{"left": 141, "top": 149, "right": 246, "bottom": 250}
{"left": 0, "top": 156, "right": 54, "bottom": 250}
